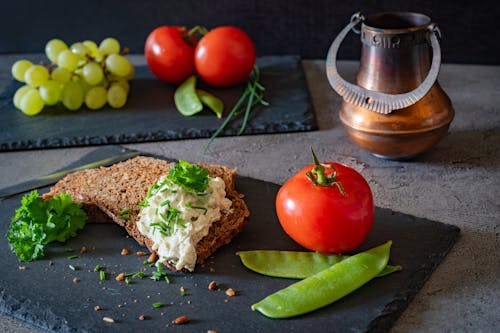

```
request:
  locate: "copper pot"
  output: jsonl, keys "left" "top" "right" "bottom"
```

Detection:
{"left": 326, "top": 12, "right": 454, "bottom": 159}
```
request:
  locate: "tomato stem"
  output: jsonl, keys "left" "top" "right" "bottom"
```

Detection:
{"left": 306, "top": 148, "right": 345, "bottom": 195}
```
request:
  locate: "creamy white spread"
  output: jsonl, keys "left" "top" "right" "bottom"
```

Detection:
{"left": 136, "top": 174, "right": 232, "bottom": 271}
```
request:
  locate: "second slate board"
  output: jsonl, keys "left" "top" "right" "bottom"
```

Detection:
{"left": 0, "top": 146, "right": 460, "bottom": 332}
{"left": 0, "top": 55, "right": 316, "bottom": 151}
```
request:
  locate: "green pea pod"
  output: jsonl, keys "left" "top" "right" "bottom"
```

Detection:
{"left": 197, "top": 89, "right": 224, "bottom": 118}
{"left": 251, "top": 241, "right": 392, "bottom": 319}
{"left": 237, "top": 250, "right": 401, "bottom": 279}
{"left": 174, "top": 75, "right": 203, "bottom": 116}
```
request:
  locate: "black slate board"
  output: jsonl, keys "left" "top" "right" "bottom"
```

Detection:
{"left": 0, "top": 146, "right": 460, "bottom": 332}
{"left": 0, "top": 55, "right": 316, "bottom": 151}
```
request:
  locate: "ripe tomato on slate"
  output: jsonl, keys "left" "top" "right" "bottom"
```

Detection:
{"left": 276, "top": 149, "right": 374, "bottom": 254}
{"left": 194, "top": 26, "right": 256, "bottom": 87}
{"left": 144, "top": 26, "right": 196, "bottom": 83}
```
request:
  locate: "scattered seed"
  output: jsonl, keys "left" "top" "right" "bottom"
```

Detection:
{"left": 80, "top": 246, "right": 87, "bottom": 254}
{"left": 172, "top": 315, "right": 189, "bottom": 325}
{"left": 48, "top": 261, "right": 54, "bottom": 266}
{"left": 225, "top": 288, "right": 236, "bottom": 297}
{"left": 121, "top": 248, "right": 130, "bottom": 256}
{"left": 136, "top": 251, "right": 147, "bottom": 257}
{"left": 118, "top": 304, "right": 123, "bottom": 308}
{"left": 147, "top": 252, "right": 158, "bottom": 264}
{"left": 18, "top": 266, "right": 26, "bottom": 271}
{"left": 208, "top": 330, "right": 218, "bottom": 333}
{"left": 94, "top": 305, "right": 101, "bottom": 311}
{"left": 116, "top": 273, "right": 125, "bottom": 281}
{"left": 73, "top": 277, "right": 79, "bottom": 283}
{"left": 139, "top": 314, "right": 146, "bottom": 321}
{"left": 102, "top": 316, "right": 115, "bottom": 323}
{"left": 208, "top": 281, "right": 217, "bottom": 291}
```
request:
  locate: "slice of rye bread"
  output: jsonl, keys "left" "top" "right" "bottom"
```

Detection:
{"left": 42, "top": 156, "right": 250, "bottom": 270}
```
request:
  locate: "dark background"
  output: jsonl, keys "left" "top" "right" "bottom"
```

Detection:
{"left": 1, "top": 0, "right": 499, "bottom": 64}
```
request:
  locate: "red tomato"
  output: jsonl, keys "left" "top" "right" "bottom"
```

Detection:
{"left": 144, "top": 26, "right": 196, "bottom": 83}
{"left": 276, "top": 153, "right": 374, "bottom": 254}
{"left": 194, "top": 26, "right": 256, "bottom": 87}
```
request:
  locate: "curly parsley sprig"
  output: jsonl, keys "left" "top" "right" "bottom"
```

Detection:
{"left": 6, "top": 190, "right": 87, "bottom": 261}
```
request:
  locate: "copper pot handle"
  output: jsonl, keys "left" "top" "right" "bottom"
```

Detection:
{"left": 326, "top": 12, "right": 442, "bottom": 114}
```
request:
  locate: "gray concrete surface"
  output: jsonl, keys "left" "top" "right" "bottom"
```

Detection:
{"left": 0, "top": 56, "right": 499, "bottom": 332}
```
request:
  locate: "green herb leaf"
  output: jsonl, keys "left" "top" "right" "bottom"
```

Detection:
{"left": 6, "top": 190, "right": 87, "bottom": 262}
{"left": 167, "top": 160, "right": 209, "bottom": 193}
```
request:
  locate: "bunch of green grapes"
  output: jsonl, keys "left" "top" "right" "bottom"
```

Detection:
{"left": 11, "top": 38, "right": 134, "bottom": 116}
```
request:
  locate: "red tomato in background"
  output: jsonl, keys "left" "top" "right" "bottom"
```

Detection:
{"left": 276, "top": 160, "right": 374, "bottom": 254}
{"left": 194, "top": 26, "right": 256, "bottom": 87}
{"left": 144, "top": 26, "right": 196, "bottom": 83}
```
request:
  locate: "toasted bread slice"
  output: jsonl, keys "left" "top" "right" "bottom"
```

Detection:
{"left": 42, "top": 156, "right": 250, "bottom": 270}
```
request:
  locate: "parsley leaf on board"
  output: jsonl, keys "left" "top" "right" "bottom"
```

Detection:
{"left": 6, "top": 190, "right": 87, "bottom": 262}
{"left": 167, "top": 160, "right": 209, "bottom": 193}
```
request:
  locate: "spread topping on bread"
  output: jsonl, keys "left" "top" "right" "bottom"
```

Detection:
{"left": 136, "top": 161, "right": 232, "bottom": 271}
{"left": 41, "top": 156, "right": 250, "bottom": 272}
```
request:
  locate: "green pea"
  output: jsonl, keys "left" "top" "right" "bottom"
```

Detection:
{"left": 237, "top": 250, "right": 400, "bottom": 279}
{"left": 197, "top": 89, "right": 224, "bottom": 118}
{"left": 251, "top": 241, "right": 392, "bottom": 318}
{"left": 174, "top": 75, "right": 203, "bottom": 116}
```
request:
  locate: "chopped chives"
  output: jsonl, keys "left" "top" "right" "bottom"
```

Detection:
{"left": 93, "top": 264, "right": 102, "bottom": 272}
{"left": 65, "top": 247, "right": 74, "bottom": 252}
{"left": 67, "top": 255, "right": 79, "bottom": 260}
{"left": 69, "top": 264, "right": 77, "bottom": 271}
{"left": 152, "top": 302, "right": 165, "bottom": 309}
{"left": 100, "top": 270, "right": 106, "bottom": 281}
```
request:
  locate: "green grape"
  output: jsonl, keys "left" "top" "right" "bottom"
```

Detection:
{"left": 57, "top": 49, "right": 79, "bottom": 71}
{"left": 82, "top": 61, "right": 104, "bottom": 85}
{"left": 85, "top": 86, "right": 107, "bottom": 110}
{"left": 24, "top": 65, "right": 49, "bottom": 87}
{"left": 113, "top": 79, "right": 130, "bottom": 94}
{"left": 107, "top": 84, "right": 127, "bottom": 108}
{"left": 39, "top": 80, "right": 62, "bottom": 105}
{"left": 13, "top": 85, "right": 33, "bottom": 109}
{"left": 99, "top": 37, "right": 120, "bottom": 55}
{"left": 20, "top": 88, "right": 45, "bottom": 115}
{"left": 11, "top": 60, "right": 33, "bottom": 82}
{"left": 70, "top": 42, "right": 89, "bottom": 58}
{"left": 105, "top": 54, "right": 132, "bottom": 77}
{"left": 77, "top": 77, "right": 92, "bottom": 95}
{"left": 83, "top": 40, "right": 99, "bottom": 57}
{"left": 45, "top": 39, "right": 68, "bottom": 64}
{"left": 51, "top": 67, "right": 72, "bottom": 83}
{"left": 61, "top": 81, "right": 84, "bottom": 111}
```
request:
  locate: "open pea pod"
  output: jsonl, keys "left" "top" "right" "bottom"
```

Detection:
{"left": 237, "top": 249, "right": 401, "bottom": 279}
{"left": 197, "top": 89, "right": 224, "bottom": 118}
{"left": 174, "top": 75, "right": 203, "bottom": 116}
{"left": 251, "top": 241, "right": 392, "bottom": 319}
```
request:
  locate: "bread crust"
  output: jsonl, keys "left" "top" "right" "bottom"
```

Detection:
{"left": 42, "top": 156, "right": 250, "bottom": 271}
